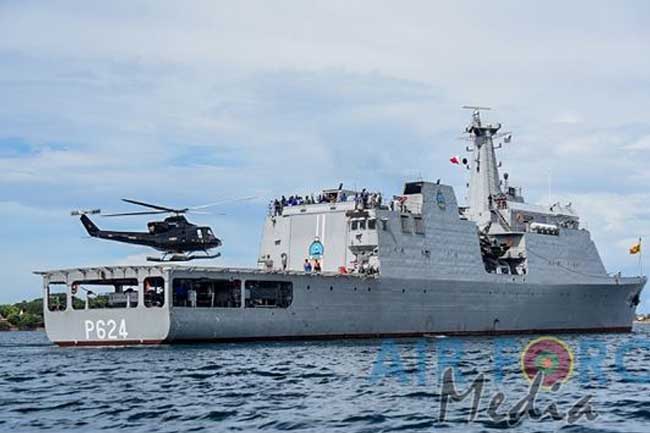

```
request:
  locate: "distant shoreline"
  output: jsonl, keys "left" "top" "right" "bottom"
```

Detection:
{"left": 0, "top": 327, "right": 45, "bottom": 332}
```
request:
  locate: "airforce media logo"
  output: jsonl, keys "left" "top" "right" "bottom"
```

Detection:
{"left": 521, "top": 336, "right": 574, "bottom": 390}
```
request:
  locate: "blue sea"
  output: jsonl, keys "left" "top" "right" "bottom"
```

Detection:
{"left": 1, "top": 327, "right": 650, "bottom": 433}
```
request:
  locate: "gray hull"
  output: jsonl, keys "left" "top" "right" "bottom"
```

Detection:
{"left": 39, "top": 266, "right": 644, "bottom": 346}
{"left": 167, "top": 275, "right": 642, "bottom": 342}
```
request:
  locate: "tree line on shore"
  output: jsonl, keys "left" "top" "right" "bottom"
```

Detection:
{"left": 0, "top": 298, "right": 43, "bottom": 331}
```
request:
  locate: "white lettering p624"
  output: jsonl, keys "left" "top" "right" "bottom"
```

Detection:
{"left": 83, "top": 319, "right": 128, "bottom": 340}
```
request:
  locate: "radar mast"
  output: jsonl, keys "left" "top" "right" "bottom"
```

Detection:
{"left": 462, "top": 106, "right": 508, "bottom": 228}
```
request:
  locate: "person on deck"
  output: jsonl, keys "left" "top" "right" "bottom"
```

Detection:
{"left": 304, "top": 259, "right": 312, "bottom": 272}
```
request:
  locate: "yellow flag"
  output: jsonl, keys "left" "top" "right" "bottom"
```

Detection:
{"left": 630, "top": 242, "right": 641, "bottom": 255}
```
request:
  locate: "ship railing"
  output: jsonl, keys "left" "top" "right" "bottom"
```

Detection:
{"left": 269, "top": 191, "right": 385, "bottom": 216}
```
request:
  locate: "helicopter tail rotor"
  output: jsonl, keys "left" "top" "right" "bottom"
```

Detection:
{"left": 70, "top": 209, "right": 101, "bottom": 216}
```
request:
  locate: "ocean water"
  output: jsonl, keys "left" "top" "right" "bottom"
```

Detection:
{"left": 1, "top": 327, "right": 650, "bottom": 433}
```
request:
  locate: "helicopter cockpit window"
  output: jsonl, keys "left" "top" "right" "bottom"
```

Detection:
{"left": 197, "top": 229, "right": 203, "bottom": 239}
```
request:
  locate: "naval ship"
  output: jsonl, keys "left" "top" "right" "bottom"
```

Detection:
{"left": 36, "top": 109, "right": 646, "bottom": 346}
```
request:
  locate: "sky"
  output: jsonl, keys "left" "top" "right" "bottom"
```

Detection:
{"left": 1, "top": 1, "right": 649, "bottom": 310}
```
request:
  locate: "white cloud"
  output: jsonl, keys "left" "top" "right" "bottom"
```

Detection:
{"left": 624, "top": 135, "right": 650, "bottom": 151}
{"left": 553, "top": 112, "right": 583, "bottom": 125}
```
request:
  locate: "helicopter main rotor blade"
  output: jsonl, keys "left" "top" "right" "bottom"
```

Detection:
{"left": 122, "top": 198, "right": 184, "bottom": 213}
{"left": 102, "top": 210, "right": 170, "bottom": 217}
{"left": 190, "top": 196, "right": 256, "bottom": 210}
{"left": 188, "top": 210, "right": 228, "bottom": 216}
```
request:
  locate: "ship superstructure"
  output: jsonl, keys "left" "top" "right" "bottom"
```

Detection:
{"left": 36, "top": 110, "right": 646, "bottom": 345}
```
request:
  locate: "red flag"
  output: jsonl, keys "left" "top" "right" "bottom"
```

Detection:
{"left": 450, "top": 156, "right": 460, "bottom": 165}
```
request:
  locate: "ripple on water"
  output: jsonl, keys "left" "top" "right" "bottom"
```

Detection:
{"left": 2, "top": 329, "right": 650, "bottom": 432}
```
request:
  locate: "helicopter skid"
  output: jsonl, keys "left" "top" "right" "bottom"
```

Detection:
{"left": 147, "top": 252, "right": 221, "bottom": 262}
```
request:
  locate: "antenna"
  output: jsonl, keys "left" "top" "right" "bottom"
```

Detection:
{"left": 462, "top": 105, "right": 492, "bottom": 111}
{"left": 462, "top": 106, "right": 493, "bottom": 129}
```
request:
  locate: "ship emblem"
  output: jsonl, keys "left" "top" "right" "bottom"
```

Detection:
{"left": 309, "top": 238, "right": 324, "bottom": 258}
{"left": 436, "top": 190, "right": 446, "bottom": 210}
{"left": 521, "top": 336, "right": 574, "bottom": 389}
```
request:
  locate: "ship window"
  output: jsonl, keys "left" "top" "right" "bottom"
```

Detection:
{"left": 403, "top": 182, "right": 423, "bottom": 195}
{"left": 351, "top": 220, "right": 358, "bottom": 230}
{"left": 400, "top": 215, "right": 411, "bottom": 233}
{"left": 144, "top": 277, "right": 165, "bottom": 308}
{"left": 172, "top": 278, "right": 241, "bottom": 308}
{"left": 47, "top": 283, "right": 67, "bottom": 312}
{"left": 359, "top": 220, "right": 366, "bottom": 230}
{"left": 71, "top": 283, "right": 85, "bottom": 310}
{"left": 245, "top": 280, "right": 293, "bottom": 308}
{"left": 71, "top": 278, "right": 139, "bottom": 310}
{"left": 368, "top": 219, "right": 376, "bottom": 230}
{"left": 414, "top": 217, "right": 425, "bottom": 234}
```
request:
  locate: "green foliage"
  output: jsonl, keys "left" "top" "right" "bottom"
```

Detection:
{"left": 72, "top": 297, "right": 85, "bottom": 310}
{"left": 0, "top": 298, "right": 45, "bottom": 330}
{"left": 0, "top": 304, "right": 19, "bottom": 318}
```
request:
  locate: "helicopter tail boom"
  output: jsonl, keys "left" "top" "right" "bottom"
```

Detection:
{"left": 80, "top": 215, "right": 100, "bottom": 237}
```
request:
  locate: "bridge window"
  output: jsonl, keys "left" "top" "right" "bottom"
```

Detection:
{"left": 351, "top": 220, "right": 358, "bottom": 230}
{"left": 47, "top": 283, "right": 67, "bottom": 312}
{"left": 144, "top": 277, "right": 165, "bottom": 308}
{"left": 71, "top": 278, "right": 139, "bottom": 310}
{"left": 245, "top": 280, "right": 293, "bottom": 308}
{"left": 368, "top": 219, "right": 377, "bottom": 230}
{"left": 172, "top": 278, "right": 241, "bottom": 308}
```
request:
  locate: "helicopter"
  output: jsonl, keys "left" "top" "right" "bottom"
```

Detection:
{"left": 72, "top": 198, "right": 252, "bottom": 262}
